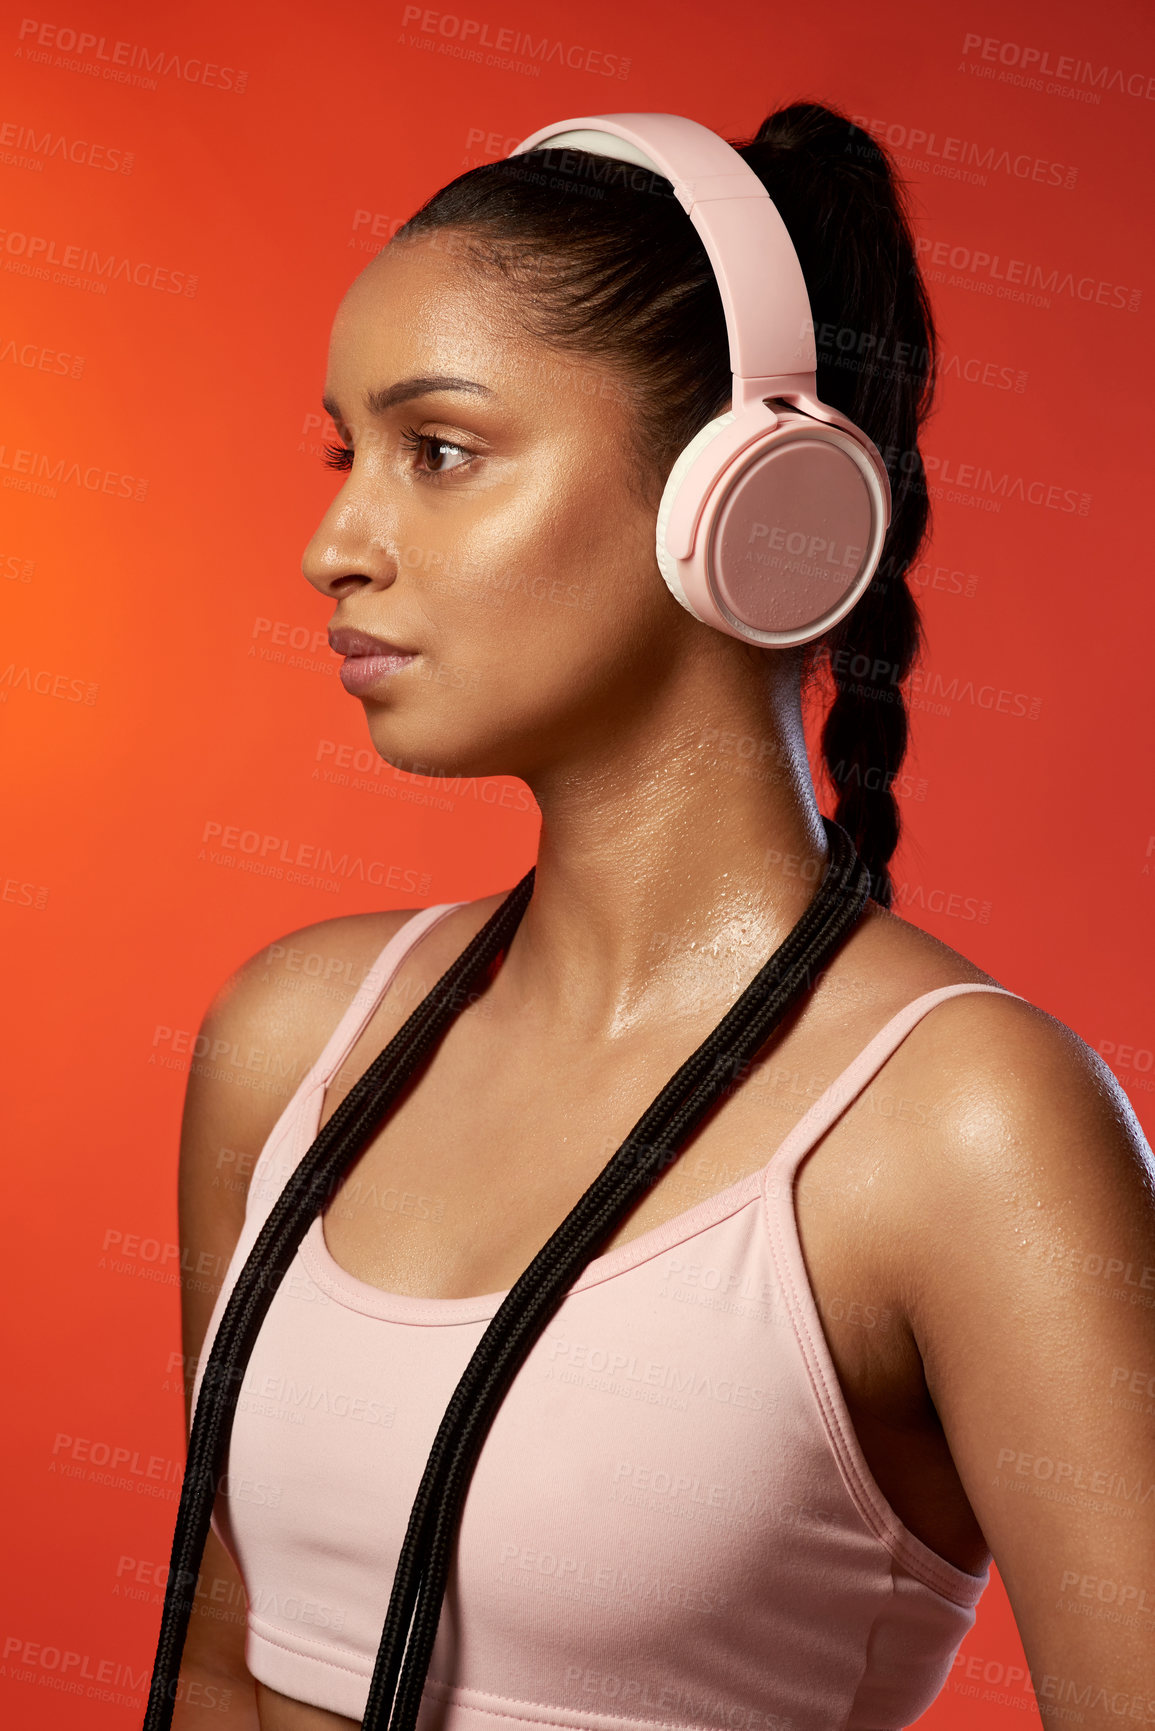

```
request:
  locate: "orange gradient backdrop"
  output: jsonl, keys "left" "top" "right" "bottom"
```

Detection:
{"left": 2, "top": 0, "right": 1153, "bottom": 1724}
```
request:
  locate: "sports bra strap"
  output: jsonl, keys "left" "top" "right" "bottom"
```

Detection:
{"left": 302, "top": 902, "right": 467, "bottom": 1093}
{"left": 243, "top": 904, "right": 467, "bottom": 1224}
{"left": 274, "top": 932, "right": 1018, "bottom": 1208}
{"left": 766, "top": 980, "right": 1022, "bottom": 1177}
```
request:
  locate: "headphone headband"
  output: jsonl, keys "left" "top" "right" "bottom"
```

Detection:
{"left": 510, "top": 113, "right": 817, "bottom": 412}
{"left": 508, "top": 112, "right": 892, "bottom": 647}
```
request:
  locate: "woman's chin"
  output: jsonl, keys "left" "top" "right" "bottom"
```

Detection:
{"left": 360, "top": 704, "right": 518, "bottom": 777}
{"left": 361, "top": 728, "right": 487, "bottom": 784}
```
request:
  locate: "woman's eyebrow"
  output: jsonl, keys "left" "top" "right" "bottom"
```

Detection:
{"left": 322, "top": 376, "right": 492, "bottom": 421}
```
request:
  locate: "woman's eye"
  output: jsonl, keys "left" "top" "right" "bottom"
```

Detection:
{"left": 425, "top": 439, "right": 467, "bottom": 472}
{"left": 321, "top": 440, "right": 353, "bottom": 472}
{"left": 408, "top": 433, "right": 472, "bottom": 476}
{"left": 319, "top": 432, "right": 475, "bottom": 479}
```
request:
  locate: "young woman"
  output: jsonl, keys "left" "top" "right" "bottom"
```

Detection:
{"left": 170, "top": 104, "right": 1154, "bottom": 1730}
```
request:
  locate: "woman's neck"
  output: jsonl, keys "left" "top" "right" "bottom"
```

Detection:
{"left": 500, "top": 660, "right": 829, "bottom": 1040}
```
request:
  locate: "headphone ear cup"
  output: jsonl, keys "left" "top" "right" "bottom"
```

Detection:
{"left": 655, "top": 412, "right": 736, "bottom": 620}
{"left": 657, "top": 408, "right": 889, "bottom": 646}
{"left": 708, "top": 426, "right": 884, "bottom": 640}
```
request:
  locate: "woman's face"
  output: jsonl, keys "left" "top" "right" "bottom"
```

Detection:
{"left": 302, "top": 230, "right": 708, "bottom": 784}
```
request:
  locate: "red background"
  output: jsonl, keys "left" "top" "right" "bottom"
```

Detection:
{"left": 2, "top": 0, "right": 1153, "bottom": 1723}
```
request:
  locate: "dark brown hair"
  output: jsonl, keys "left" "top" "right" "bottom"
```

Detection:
{"left": 397, "top": 103, "right": 938, "bottom": 907}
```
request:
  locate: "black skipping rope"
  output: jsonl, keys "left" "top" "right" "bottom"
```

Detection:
{"left": 143, "top": 870, "right": 536, "bottom": 1730}
{"left": 143, "top": 816, "right": 870, "bottom": 1731}
{"left": 360, "top": 816, "right": 869, "bottom": 1731}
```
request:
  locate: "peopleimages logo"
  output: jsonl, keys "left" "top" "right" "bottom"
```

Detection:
{"left": 0, "top": 440, "right": 147, "bottom": 500}
{"left": 908, "top": 668, "right": 1043, "bottom": 722}
{"left": 960, "top": 33, "right": 1155, "bottom": 103}
{"left": 0, "top": 119, "right": 134, "bottom": 173}
{"left": 2, "top": 1632, "right": 153, "bottom": 1710}
{"left": 913, "top": 235, "right": 1140, "bottom": 313}
{"left": 15, "top": 18, "right": 249, "bottom": 93}
{"left": 0, "top": 661, "right": 99, "bottom": 703}
{"left": 920, "top": 453, "right": 1091, "bottom": 517}
{"left": 199, "top": 819, "right": 431, "bottom": 896}
{"left": 0, "top": 227, "right": 197, "bottom": 296}
{"left": 399, "top": 7, "right": 631, "bottom": 79}
{"left": 746, "top": 524, "right": 862, "bottom": 571}
{"left": 851, "top": 113, "right": 1077, "bottom": 189}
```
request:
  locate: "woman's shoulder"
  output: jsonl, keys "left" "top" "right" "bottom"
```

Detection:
{"left": 839, "top": 899, "right": 1151, "bottom": 1255}
{"left": 179, "top": 906, "right": 437, "bottom": 1203}
{"left": 202, "top": 906, "right": 427, "bottom": 1055}
{"left": 184, "top": 895, "right": 510, "bottom": 1136}
{"left": 827, "top": 917, "right": 1155, "bottom": 1678}
{"left": 820, "top": 903, "right": 1152, "bottom": 1421}
{"left": 848, "top": 896, "right": 1115, "bottom": 1105}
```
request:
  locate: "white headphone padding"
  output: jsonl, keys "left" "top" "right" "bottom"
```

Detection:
{"left": 654, "top": 412, "right": 735, "bottom": 619}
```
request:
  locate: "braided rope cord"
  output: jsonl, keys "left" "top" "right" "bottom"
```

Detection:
{"left": 143, "top": 874, "right": 537, "bottom": 1728}
{"left": 143, "top": 818, "right": 869, "bottom": 1731}
{"left": 366, "top": 817, "right": 868, "bottom": 1730}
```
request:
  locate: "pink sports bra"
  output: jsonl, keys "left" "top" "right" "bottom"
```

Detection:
{"left": 192, "top": 902, "right": 1015, "bottom": 1729}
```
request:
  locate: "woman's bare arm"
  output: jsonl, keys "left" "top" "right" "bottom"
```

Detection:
{"left": 168, "top": 910, "right": 416, "bottom": 1726}
{"left": 892, "top": 991, "right": 1155, "bottom": 1725}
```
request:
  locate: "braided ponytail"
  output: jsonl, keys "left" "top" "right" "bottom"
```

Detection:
{"left": 398, "top": 102, "right": 938, "bottom": 905}
{"left": 737, "top": 108, "right": 936, "bottom": 907}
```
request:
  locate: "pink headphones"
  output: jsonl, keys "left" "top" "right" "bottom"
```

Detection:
{"left": 510, "top": 113, "right": 892, "bottom": 647}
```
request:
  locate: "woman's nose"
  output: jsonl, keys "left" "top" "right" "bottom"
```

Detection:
{"left": 301, "top": 490, "right": 399, "bottom": 599}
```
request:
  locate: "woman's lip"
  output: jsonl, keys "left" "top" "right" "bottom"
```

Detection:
{"left": 329, "top": 626, "right": 417, "bottom": 658}
{"left": 328, "top": 625, "right": 419, "bottom": 696}
{"left": 338, "top": 651, "right": 417, "bottom": 695}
